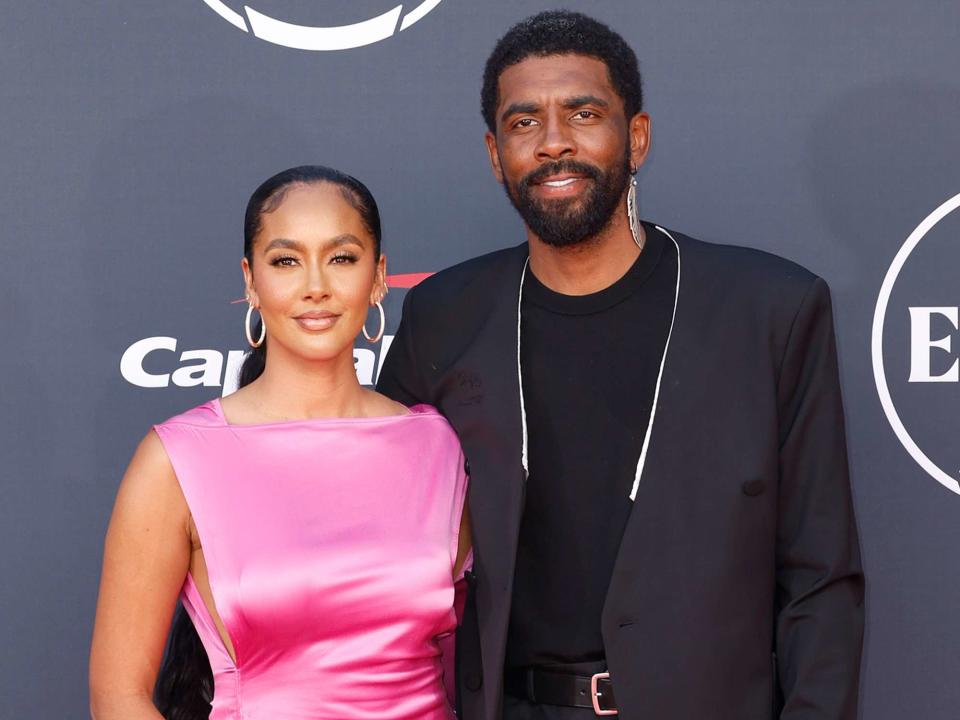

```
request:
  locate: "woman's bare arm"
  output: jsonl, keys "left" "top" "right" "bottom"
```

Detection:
{"left": 89, "top": 431, "right": 191, "bottom": 719}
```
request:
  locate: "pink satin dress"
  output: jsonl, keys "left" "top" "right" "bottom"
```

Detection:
{"left": 153, "top": 399, "right": 469, "bottom": 720}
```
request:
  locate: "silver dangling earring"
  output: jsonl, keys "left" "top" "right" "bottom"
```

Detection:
{"left": 627, "top": 171, "right": 644, "bottom": 251}
{"left": 363, "top": 301, "right": 385, "bottom": 344}
{"left": 245, "top": 303, "right": 266, "bottom": 348}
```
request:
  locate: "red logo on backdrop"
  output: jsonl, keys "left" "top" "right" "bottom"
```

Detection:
{"left": 386, "top": 272, "right": 432, "bottom": 288}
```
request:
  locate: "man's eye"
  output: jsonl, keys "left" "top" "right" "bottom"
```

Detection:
{"left": 514, "top": 118, "right": 537, "bottom": 128}
{"left": 574, "top": 110, "right": 597, "bottom": 120}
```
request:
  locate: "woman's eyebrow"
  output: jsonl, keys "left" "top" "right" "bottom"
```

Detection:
{"left": 323, "top": 234, "right": 362, "bottom": 250}
{"left": 263, "top": 237, "right": 304, "bottom": 252}
{"left": 262, "top": 234, "right": 362, "bottom": 252}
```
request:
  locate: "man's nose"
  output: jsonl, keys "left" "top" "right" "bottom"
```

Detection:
{"left": 535, "top": 114, "right": 576, "bottom": 160}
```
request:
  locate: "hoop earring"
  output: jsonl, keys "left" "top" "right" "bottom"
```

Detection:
{"left": 363, "top": 301, "right": 385, "bottom": 344}
{"left": 245, "top": 303, "right": 266, "bottom": 348}
{"left": 627, "top": 174, "right": 644, "bottom": 251}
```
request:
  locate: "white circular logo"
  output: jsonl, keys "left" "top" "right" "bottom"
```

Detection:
{"left": 872, "top": 192, "right": 960, "bottom": 494}
{"left": 202, "top": 1, "right": 444, "bottom": 51}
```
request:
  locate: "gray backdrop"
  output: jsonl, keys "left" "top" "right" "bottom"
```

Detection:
{"left": 2, "top": 1, "right": 958, "bottom": 717}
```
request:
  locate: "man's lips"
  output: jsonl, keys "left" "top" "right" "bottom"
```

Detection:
{"left": 534, "top": 173, "right": 588, "bottom": 187}
{"left": 531, "top": 173, "right": 591, "bottom": 197}
{"left": 293, "top": 311, "right": 340, "bottom": 331}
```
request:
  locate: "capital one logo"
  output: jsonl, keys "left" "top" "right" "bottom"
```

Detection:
{"left": 872, "top": 192, "right": 960, "bottom": 494}
{"left": 120, "top": 336, "right": 395, "bottom": 394}
{"left": 202, "top": 1, "right": 444, "bottom": 51}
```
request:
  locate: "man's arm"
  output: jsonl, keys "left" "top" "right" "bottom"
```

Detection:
{"left": 377, "top": 286, "right": 430, "bottom": 406}
{"left": 774, "top": 277, "right": 864, "bottom": 719}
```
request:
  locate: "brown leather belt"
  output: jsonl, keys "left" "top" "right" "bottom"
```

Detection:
{"left": 504, "top": 667, "right": 618, "bottom": 715}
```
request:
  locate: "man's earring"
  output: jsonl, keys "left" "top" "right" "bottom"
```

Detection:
{"left": 627, "top": 172, "right": 644, "bottom": 251}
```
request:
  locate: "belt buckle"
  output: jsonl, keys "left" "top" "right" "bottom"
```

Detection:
{"left": 590, "top": 672, "right": 617, "bottom": 716}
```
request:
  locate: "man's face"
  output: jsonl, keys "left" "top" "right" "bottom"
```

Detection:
{"left": 485, "top": 54, "right": 644, "bottom": 248}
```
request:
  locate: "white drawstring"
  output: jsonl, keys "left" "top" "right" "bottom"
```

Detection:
{"left": 518, "top": 257, "right": 531, "bottom": 477}
{"left": 629, "top": 226, "right": 681, "bottom": 500}
{"left": 516, "top": 227, "right": 682, "bottom": 501}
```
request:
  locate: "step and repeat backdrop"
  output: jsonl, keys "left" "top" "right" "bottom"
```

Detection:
{"left": 2, "top": 1, "right": 958, "bottom": 716}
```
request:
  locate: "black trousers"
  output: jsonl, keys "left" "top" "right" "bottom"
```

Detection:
{"left": 503, "top": 695, "right": 598, "bottom": 719}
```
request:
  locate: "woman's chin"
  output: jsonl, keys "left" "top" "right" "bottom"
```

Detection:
{"left": 269, "top": 337, "right": 359, "bottom": 366}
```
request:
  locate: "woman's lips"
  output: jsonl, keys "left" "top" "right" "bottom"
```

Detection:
{"left": 293, "top": 312, "right": 340, "bottom": 331}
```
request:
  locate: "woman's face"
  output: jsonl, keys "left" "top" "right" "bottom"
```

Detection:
{"left": 242, "top": 182, "right": 386, "bottom": 364}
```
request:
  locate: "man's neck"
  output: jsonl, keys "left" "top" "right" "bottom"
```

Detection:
{"left": 527, "top": 211, "right": 644, "bottom": 296}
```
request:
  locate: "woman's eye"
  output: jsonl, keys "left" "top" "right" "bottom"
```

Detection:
{"left": 269, "top": 255, "right": 298, "bottom": 267}
{"left": 331, "top": 253, "right": 358, "bottom": 264}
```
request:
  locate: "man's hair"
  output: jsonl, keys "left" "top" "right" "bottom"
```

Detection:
{"left": 481, "top": 10, "right": 643, "bottom": 134}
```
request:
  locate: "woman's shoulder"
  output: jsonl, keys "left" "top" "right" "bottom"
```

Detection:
{"left": 143, "top": 400, "right": 222, "bottom": 466}
{"left": 364, "top": 389, "right": 446, "bottom": 426}
{"left": 154, "top": 398, "right": 224, "bottom": 431}
{"left": 403, "top": 403, "right": 462, "bottom": 448}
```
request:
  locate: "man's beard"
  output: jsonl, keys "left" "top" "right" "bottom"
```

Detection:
{"left": 503, "top": 152, "right": 631, "bottom": 248}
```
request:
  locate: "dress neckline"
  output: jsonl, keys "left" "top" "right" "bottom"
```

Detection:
{"left": 210, "top": 397, "right": 432, "bottom": 428}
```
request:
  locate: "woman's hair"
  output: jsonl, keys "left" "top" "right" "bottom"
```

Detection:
{"left": 152, "top": 606, "right": 213, "bottom": 719}
{"left": 153, "top": 165, "right": 382, "bottom": 718}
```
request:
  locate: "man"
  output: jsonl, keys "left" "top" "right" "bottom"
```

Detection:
{"left": 378, "top": 10, "right": 863, "bottom": 720}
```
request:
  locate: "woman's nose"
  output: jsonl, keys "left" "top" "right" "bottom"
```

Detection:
{"left": 302, "top": 264, "right": 329, "bottom": 300}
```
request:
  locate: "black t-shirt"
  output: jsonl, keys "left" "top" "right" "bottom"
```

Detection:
{"left": 506, "top": 223, "right": 677, "bottom": 668}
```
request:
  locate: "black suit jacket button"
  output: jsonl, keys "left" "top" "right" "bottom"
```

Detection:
{"left": 464, "top": 671, "right": 482, "bottom": 691}
{"left": 464, "top": 459, "right": 471, "bottom": 476}
{"left": 742, "top": 478, "right": 766, "bottom": 496}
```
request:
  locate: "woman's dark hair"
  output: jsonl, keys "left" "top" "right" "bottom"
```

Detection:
{"left": 153, "top": 606, "right": 213, "bottom": 719}
{"left": 153, "top": 165, "right": 382, "bottom": 719}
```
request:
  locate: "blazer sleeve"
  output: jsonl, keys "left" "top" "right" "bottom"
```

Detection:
{"left": 377, "top": 285, "right": 430, "bottom": 406}
{"left": 774, "top": 276, "right": 864, "bottom": 719}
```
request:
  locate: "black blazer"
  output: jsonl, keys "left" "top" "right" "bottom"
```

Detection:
{"left": 377, "top": 228, "right": 864, "bottom": 720}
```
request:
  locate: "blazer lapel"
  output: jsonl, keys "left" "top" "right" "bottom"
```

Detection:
{"left": 602, "top": 234, "right": 708, "bottom": 630}
{"left": 435, "top": 244, "right": 530, "bottom": 716}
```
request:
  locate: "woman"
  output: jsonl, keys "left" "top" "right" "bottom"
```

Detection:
{"left": 89, "top": 166, "right": 471, "bottom": 719}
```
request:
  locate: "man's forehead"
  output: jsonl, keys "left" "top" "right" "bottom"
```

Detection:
{"left": 497, "top": 54, "right": 616, "bottom": 105}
